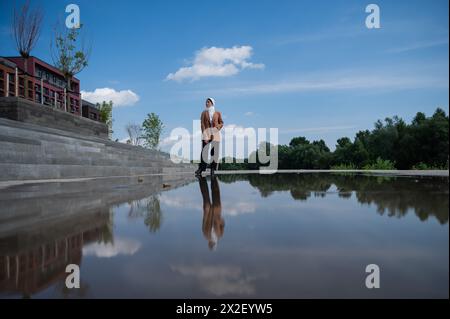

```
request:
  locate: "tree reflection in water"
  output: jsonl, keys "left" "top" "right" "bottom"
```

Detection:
{"left": 127, "top": 195, "right": 163, "bottom": 233}
{"left": 218, "top": 174, "right": 449, "bottom": 224}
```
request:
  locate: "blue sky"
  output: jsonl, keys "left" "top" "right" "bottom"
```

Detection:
{"left": 0, "top": 0, "right": 448, "bottom": 151}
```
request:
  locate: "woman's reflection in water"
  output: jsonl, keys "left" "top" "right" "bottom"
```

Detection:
{"left": 198, "top": 176, "right": 224, "bottom": 250}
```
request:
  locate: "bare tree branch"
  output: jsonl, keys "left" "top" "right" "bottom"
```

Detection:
{"left": 125, "top": 123, "right": 143, "bottom": 146}
{"left": 12, "top": 0, "right": 43, "bottom": 58}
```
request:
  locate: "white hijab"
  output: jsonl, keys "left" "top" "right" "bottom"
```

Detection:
{"left": 206, "top": 98, "right": 216, "bottom": 123}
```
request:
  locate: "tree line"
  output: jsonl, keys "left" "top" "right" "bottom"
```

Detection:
{"left": 221, "top": 108, "right": 449, "bottom": 170}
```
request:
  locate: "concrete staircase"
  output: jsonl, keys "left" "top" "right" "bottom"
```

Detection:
{"left": 0, "top": 118, "right": 195, "bottom": 181}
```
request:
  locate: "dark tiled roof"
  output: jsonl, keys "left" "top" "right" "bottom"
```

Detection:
{"left": 82, "top": 99, "right": 99, "bottom": 109}
{"left": 0, "top": 57, "right": 17, "bottom": 68}
{"left": 2, "top": 56, "right": 80, "bottom": 82}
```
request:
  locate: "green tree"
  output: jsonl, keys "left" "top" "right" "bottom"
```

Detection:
{"left": 51, "top": 24, "right": 90, "bottom": 109}
{"left": 312, "top": 139, "right": 330, "bottom": 153}
{"left": 278, "top": 144, "right": 294, "bottom": 169}
{"left": 279, "top": 137, "right": 332, "bottom": 169}
{"left": 220, "top": 108, "right": 448, "bottom": 171}
{"left": 289, "top": 136, "right": 310, "bottom": 147}
{"left": 142, "top": 113, "right": 164, "bottom": 150}
{"left": 409, "top": 108, "right": 449, "bottom": 168}
{"left": 333, "top": 137, "right": 354, "bottom": 166}
{"left": 97, "top": 101, "right": 113, "bottom": 138}
{"left": 412, "top": 112, "right": 426, "bottom": 125}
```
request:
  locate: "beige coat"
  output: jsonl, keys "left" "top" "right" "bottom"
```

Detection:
{"left": 201, "top": 110, "right": 224, "bottom": 141}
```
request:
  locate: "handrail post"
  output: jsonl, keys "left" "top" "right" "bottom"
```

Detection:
{"left": 15, "top": 68, "right": 18, "bottom": 96}
{"left": 6, "top": 73, "right": 9, "bottom": 97}
{"left": 64, "top": 88, "right": 67, "bottom": 112}
{"left": 40, "top": 79, "right": 44, "bottom": 104}
{"left": 24, "top": 73, "right": 28, "bottom": 100}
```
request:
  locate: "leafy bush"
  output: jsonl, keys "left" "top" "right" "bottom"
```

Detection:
{"left": 412, "top": 162, "right": 430, "bottom": 170}
{"left": 363, "top": 158, "right": 396, "bottom": 170}
{"left": 331, "top": 163, "right": 358, "bottom": 170}
{"left": 412, "top": 162, "right": 449, "bottom": 170}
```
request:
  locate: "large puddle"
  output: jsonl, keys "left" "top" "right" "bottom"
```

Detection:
{"left": 0, "top": 173, "right": 448, "bottom": 298}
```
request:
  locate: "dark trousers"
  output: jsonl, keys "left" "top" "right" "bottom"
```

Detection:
{"left": 198, "top": 140, "right": 219, "bottom": 171}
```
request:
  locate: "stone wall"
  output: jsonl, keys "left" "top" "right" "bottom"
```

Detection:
{"left": 0, "top": 97, "right": 108, "bottom": 139}
{"left": 0, "top": 117, "right": 195, "bottom": 181}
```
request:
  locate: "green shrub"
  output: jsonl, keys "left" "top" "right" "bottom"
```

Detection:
{"left": 330, "top": 163, "right": 358, "bottom": 170}
{"left": 363, "top": 158, "right": 396, "bottom": 170}
{"left": 412, "top": 162, "right": 430, "bottom": 170}
{"left": 412, "top": 162, "right": 449, "bottom": 170}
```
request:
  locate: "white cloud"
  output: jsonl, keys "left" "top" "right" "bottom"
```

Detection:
{"left": 83, "top": 237, "right": 141, "bottom": 258}
{"left": 171, "top": 264, "right": 256, "bottom": 296}
{"left": 159, "top": 129, "right": 202, "bottom": 147}
{"left": 281, "top": 125, "right": 358, "bottom": 134}
{"left": 81, "top": 87, "right": 139, "bottom": 107}
{"left": 220, "top": 76, "right": 444, "bottom": 95}
{"left": 226, "top": 202, "right": 256, "bottom": 216}
{"left": 386, "top": 39, "right": 449, "bottom": 53}
{"left": 159, "top": 194, "right": 201, "bottom": 210}
{"left": 166, "top": 46, "right": 264, "bottom": 82}
{"left": 194, "top": 66, "right": 449, "bottom": 97}
{"left": 244, "top": 112, "right": 254, "bottom": 116}
{"left": 275, "top": 26, "right": 364, "bottom": 46}
{"left": 159, "top": 193, "right": 257, "bottom": 217}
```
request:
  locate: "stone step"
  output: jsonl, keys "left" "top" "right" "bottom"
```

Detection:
{"left": 0, "top": 117, "right": 196, "bottom": 181}
{"left": 0, "top": 140, "right": 43, "bottom": 154}
{"left": 0, "top": 118, "right": 172, "bottom": 155}
{"left": 0, "top": 123, "right": 171, "bottom": 161}
{"left": 0, "top": 126, "right": 100, "bottom": 146}
{"left": 0, "top": 163, "right": 166, "bottom": 181}
{"left": 0, "top": 150, "right": 169, "bottom": 167}
{"left": 0, "top": 144, "right": 177, "bottom": 168}
{"left": 0, "top": 117, "right": 108, "bottom": 143}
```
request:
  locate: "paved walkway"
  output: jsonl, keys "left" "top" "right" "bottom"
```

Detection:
{"left": 0, "top": 169, "right": 447, "bottom": 188}
{"left": 0, "top": 171, "right": 195, "bottom": 189}
{"left": 211, "top": 169, "right": 449, "bottom": 177}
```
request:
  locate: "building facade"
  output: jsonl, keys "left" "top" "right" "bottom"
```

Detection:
{"left": 82, "top": 99, "right": 101, "bottom": 122}
{"left": 0, "top": 56, "right": 81, "bottom": 116}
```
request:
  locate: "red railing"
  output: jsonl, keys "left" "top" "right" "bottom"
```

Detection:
{"left": 0, "top": 65, "right": 81, "bottom": 116}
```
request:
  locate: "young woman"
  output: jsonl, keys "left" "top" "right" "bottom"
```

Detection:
{"left": 195, "top": 97, "right": 224, "bottom": 176}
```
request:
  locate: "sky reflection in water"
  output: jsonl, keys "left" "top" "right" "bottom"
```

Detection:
{"left": 0, "top": 174, "right": 448, "bottom": 298}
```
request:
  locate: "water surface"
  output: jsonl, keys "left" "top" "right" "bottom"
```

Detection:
{"left": 0, "top": 173, "right": 448, "bottom": 298}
